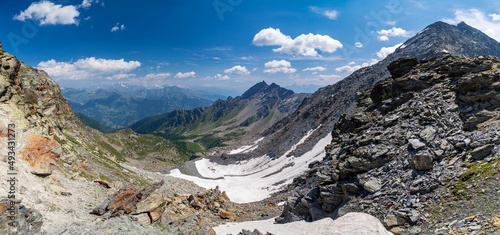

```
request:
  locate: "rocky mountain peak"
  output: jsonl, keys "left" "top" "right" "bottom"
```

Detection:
{"left": 252, "top": 21, "right": 500, "bottom": 162}
{"left": 278, "top": 54, "right": 500, "bottom": 233}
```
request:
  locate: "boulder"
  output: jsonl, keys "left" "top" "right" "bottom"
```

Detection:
{"left": 469, "top": 144, "right": 494, "bottom": 160}
{"left": 19, "top": 134, "right": 61, "bottom": 176}
{"left": 220, "top": 210, "right": 237, "bottom": 221}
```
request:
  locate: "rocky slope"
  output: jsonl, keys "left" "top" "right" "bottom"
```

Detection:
{"left": 277, "top": 55, "right": 500, "bottom": 234}
{"left": 63, "top": 85, "right": 225, "bottom": 129}
{"left": 0, "top": 46, "right": 240, "bottom": 234}
{"left": 130, "top": 81, "right": 309, "bottom": 151}
{"left": 247, "top": 21, "right": 500, "bottom": 162}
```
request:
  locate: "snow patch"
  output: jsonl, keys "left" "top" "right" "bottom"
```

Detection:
{"left": 229, "top": 137, "right": 264, "bottom": 154}
{"left": 168, "top": 129, "right": 332, "bottom": 203}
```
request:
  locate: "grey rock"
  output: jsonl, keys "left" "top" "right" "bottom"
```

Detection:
{"left": 409, "top": 139, "right": 426, "bottom": 150}
{"left": 412, "top": 153, "right": 433, "bottom": 171}
{"left": 362, "top": 178, "right": 383, "bottom": 193}
{"left": 469, "top": 144, "right": 494, "bottom": 160}
{"left": 420, "top": 127, "right": 437, "bottom": 143}
{"left": 384, "top": 212, "right": 407, "bottom": 227}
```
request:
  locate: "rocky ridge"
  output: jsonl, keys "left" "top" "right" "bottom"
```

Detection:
{"left": 247, "top": 21, "right": 500, "bottom": 163}
{"left": 277, "top": 55, "right": 500, "bottom": 234}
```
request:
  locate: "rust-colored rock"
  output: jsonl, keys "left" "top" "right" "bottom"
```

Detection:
{"left": 92, "top": 184, "right": 137, "bottom": 215}
{"left": 135, "top": 190, "right": 165, "bottom": 213}
{"left": 107, "top": 187, "right": 138, "bottom": 212}
{"left": 220, "top": 210, "right": 237, "bottom": 221}
{"left": 94, "top": 179, "right": 113, "bottom": 189}
{"left": 19, "top": 134, "right": 61, "bottom": 176}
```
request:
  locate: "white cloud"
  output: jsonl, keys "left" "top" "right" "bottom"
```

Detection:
{"left": 111, "top": 23, "right": 126, "bottom": 32}
{"left": 336, "top": 59, "right": 378, "bottom": 74}
{"left": 145, "top": 73, "right": 171, "bottom": 79}
{"left": 37, "top": 58, "right": 141, "bottom": 80}
{"left": 377, "top": 43, "right": 403, "bottom": 59}
{"left": 303, "top": 66, "right": 327, "bottom": 72}
{"left": 336, "top": 65, "right": 361, "bottom": 73}
{"left": 377, "top": 27, "right": 411, "bottom": 41}
{"left": 252, "top": 28, "right": 343, "bottom": 57}
{"left": 224, "top": 65, "right": 250, "bottom": 75}
{"left": 309, "top": 6, "right": 339, "bottom": 20}
{"left": 378, "top": 35, "right": 390, "bottom": 41}
{"left": 444, "top": 9, "right": 500, "bottom": 42}
{"left": 215, "top": 73, "right": 230, "bottom": 80}
{"left": 79, "top": 0, "right": 100, "bottom": 9}
{"left": 106, "top": 73, "right": 135, "bottom": 80}
{"left": 386, "top": 21, "right": 397, "bottom": 26}
{"left": 491, "top": 13, "right": 500, "bottom": 21}
{"left": 264, "top": 60, "right": 297, "bottom": 74}
{"left": 355, "top": 42, "right": 363, "bottom": 48}
{"left": 174, "top": 71, "right": 196, "bottom": 79}
{"left": 14, "top": 1, "right": 80, "bottom": 25}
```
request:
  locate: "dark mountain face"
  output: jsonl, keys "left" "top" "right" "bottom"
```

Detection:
{"left": 63, "top": 86, "right": 226, "bottom": 129}
{"left": 249, "top": 21, "right": 500, "bottom": 160}
{"left": 129, "top": 81, "right": 309, "bottom": 150}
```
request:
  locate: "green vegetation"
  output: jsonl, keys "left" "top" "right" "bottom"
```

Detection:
{"left": 75, "top": 111, "right": 116, "bottom": 133}
{"left": 97, "top": 140, "right": 125, "bottom": 161}
{"left": 63, "top": 133, "right": 81, "bottom": 146}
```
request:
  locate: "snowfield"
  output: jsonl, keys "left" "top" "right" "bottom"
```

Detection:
{"left": 213, "top": 212, "right": 393, "bottom": 235}
{"left": 169, "top": 128, "right": 332, "bottom": 203}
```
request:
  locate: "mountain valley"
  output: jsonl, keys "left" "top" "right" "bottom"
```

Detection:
{"left": 3, "top": 19, "right": 500, "bottom": 235}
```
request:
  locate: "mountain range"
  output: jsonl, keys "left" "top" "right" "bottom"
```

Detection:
{"left": 3, "top": 20, "right": 500, "bottom": 234}
{"left": 62, "top": 85, "right": 227, "bottom": 129}
{"left": 130, "top": 81, "right": 309, "bottom": 151}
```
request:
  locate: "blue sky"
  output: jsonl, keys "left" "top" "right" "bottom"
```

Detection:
{"left": 1, "top": 0, "right": 500, "bottom": 95}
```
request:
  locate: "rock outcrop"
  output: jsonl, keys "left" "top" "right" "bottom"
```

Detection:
{"left": 277, "top": 55, "right": 500, "bottom": 234}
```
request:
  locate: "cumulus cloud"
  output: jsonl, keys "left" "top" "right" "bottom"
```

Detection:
{"left": 309, "top": 6, "right": 339, "bottom": 20}
{"left": 215, "top": 73, "right": 230, "bottom": 80}
{"left": 303, "top": 66, "right": 327, "bottom": 72}
{"left": 111, "top": 23, "right": 126, "bottom": 32}
{"left": 377, "top": 43, "right": 403, "bottom": 59}
{"left": 224, "top": 65, "right": 250, "bottom": 75}
{"left": 377, "top": 27, "right": 411, "bottom": 41}
{"left": 37, "top": 57, "right": 141, "bottom": 80}
{"left": 14, "top": 1, "right": 80, "bottom": 25}
{"left": 252, "top": 28, "right": 343, "bottom": 57}
{"left": 145, "top": 73, "right": 171, "bottom": 79}
{"left": 355, "top": 42, "right": 363, "bottom": 48}
{"left": 264, "top": 60, "right": 297, "bottom": 74}
{"left": 335, "top": 59, "right": 378, "bottom": 73}
{"left": 174, "top": 71, "right": 196, "bottom": 79}
{"left": 444, "top": 9, "right": 500, "bottom": 42}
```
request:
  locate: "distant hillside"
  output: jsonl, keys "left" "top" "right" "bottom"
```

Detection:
{"left": 74, "top": 111, "right": 116, "bottom": 133}
{"left": 130, "top": 81, "right": 309, "bottom": 151}
{"left": 63, "top": 86, "right": 226, "bottom": 129}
